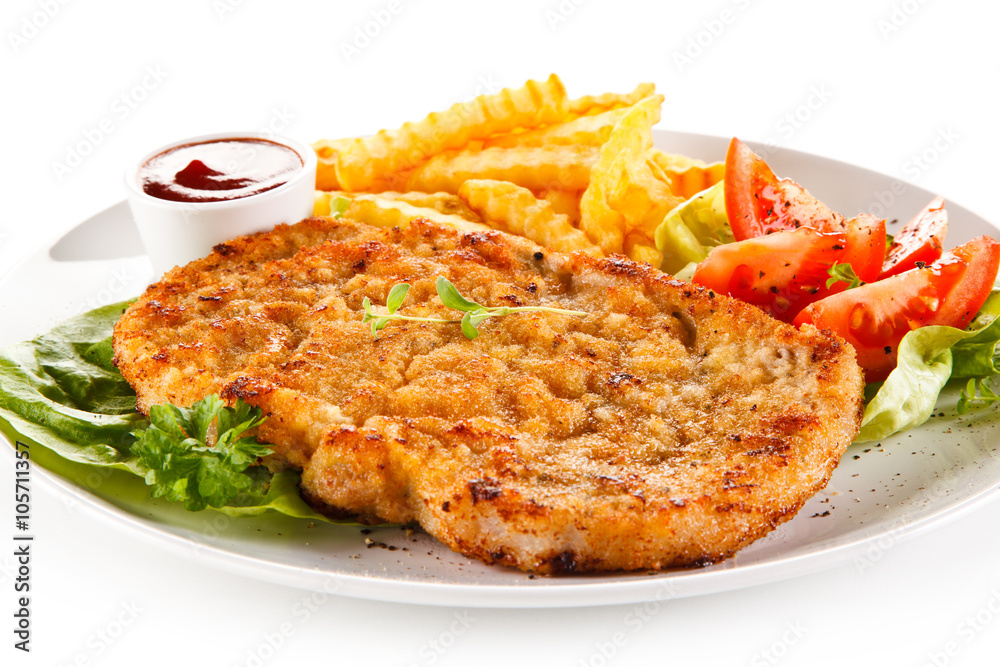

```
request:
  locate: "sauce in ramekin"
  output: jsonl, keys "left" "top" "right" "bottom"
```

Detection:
{"left": 139, "top": 138, "right": 303, "bottom": 203}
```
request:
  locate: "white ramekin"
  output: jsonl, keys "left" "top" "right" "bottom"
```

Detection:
{"left": 124, "top": 131, "right": 317, "bottom": 278}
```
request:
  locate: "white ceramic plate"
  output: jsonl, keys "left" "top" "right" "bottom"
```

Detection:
{"left": 2, "top": 131, "right": 1000, "bottom": 608}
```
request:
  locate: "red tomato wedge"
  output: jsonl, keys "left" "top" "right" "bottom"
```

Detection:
{"left": 693, "top": 216, "right": 884, "bottom": 322}
{"left": 693, "top": 227, "right": 845, "bottom": 321}
{"left": 842, "top": 213, "right": 888, "bottom": 283}
{"left": 725, "top": 137, "right": 848, "bottom": 240}
{"left": 880, "top": 196, "right": 948, "bottom": 278}
{"left": 793, "top": 236, "right": 1000, "bottom": 382}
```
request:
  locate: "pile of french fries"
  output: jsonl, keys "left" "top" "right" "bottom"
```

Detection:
{"left": 312, "top": 74, "right": 724, "bottom": 267}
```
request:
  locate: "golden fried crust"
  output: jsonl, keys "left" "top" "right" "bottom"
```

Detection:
{"left": 113, "top": 216, "right": 864, "bottom": 573}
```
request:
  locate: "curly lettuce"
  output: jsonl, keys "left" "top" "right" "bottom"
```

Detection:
{"left": 857, "top": 289, "right": 1000, "bottom": 442}
{"left": 653, "top": 181, "right": 733, "bottom": 276}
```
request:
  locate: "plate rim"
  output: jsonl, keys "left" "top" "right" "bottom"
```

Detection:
{"left": 6, "top": 437, "right": 998, "bottom": 609}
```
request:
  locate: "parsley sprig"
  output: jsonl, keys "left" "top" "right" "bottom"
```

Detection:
{"left": 130, "top": 395, "right": 271, "bottom": 511}
{"left": 363, "top": 276, "right": 587, "bottom": 340}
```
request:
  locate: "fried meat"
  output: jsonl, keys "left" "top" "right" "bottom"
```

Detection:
{"left": 113, "top": 217, "right": 864, "bottom": 573}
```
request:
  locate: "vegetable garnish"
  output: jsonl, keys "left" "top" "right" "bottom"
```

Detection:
{"left": 653, "top": 180, "right": 732, "bottom": 275}
{"left": 363, "top": 276, "right": 587, "bottom": 340}
{"left": 130, "top": 395, "right": 271, "bottom": 511}
{"left": 825, "top": 262, "right": 864, "bottom": 290}
{"left": 879, "top": 196, "right": 947, "bottom": 279}
{"left": 362, "top": 283, "right": 456, "bottom": 336}
{"left": 0, "top": 301, "right": 339, "bottom": 522}
{"left": 856, "top": 325, "right": 967, "bottom": 442}
{"left": 957, "top": 378, "right": 1000, "bottom": 415}
{"left": 854, "top": 286, "right": 1000, "bottom": 441}
{"left": 653, "top": 139, "right": 1000, "bottom": 440}
{"left": 796, "top": 237, "right": 1000, "bottom": 383}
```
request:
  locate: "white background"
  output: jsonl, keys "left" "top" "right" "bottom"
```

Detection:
{"left": 3, "top": 0, "right": 1000, "bottom": 665}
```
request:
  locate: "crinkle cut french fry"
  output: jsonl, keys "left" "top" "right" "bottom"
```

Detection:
{"left": 312, "top": 79, "right": 712, "bottom": 269}
{"left": 333, "top": 75, "right": 569, "bottom": 192}
{"left": 314, "top": 189, "right": 368, "bottom": 217}
{"left": 647, "top": 148, "right": 726, "bottom": 200}
{"left": 538, "top": 189, "right": 582, "bottom": 228}
{"left": 314, "top": 190, "right": 334, "bottom": 216}
{"left": 340, "top": 195, "right": 492, "bottom": 233}
{"left": 646, "top": 148, "right": 702, "bottom": 174}
{"left": 458, "top": 179, "right": 602, "bottom": 257}
{"left": 405, "top": 145, "right": 598, "bottom": 194}
{"left": 312, "top": 139, "right": 352, "bottom": 191}
{"left": 669, "top": 163, "right": 726, "bottom": 200}
{"left": 579, "top": 95, "right": 681, "bottom": 255}
{"left": 315, "top": 190, "right": 484, "bottom": 224}
{"left": 567, "top": 82, "right": 655, "bottom": 117}
{"left": 369, "top": 191, "right": 483, "bottom": 223}
{"left": 624, "top": 232, "right": 663, "bottom": 266}
{"left": 484, "top": 107, "right": 629, "bottom": 149}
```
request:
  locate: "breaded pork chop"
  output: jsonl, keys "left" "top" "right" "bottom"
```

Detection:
{"left": 113, "top": 216, "right": 864, "bottom": 573}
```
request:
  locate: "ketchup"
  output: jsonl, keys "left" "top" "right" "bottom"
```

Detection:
{"left": 140, "top": 138, "right": 302, "bottom": 203}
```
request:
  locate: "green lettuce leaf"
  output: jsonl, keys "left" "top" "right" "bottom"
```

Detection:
{"left": 856, "top": 326, "right": 966, "bottom": 443}
{"left": 653, "top": 181, "right": 733, "bottom": 275}
{"left": 0, "top": 301, "right": 144, "bottom": 472}
{"left": 857, "top": 288, "right": 1000, "bottom": 442}
{"left": 950, "top": 289, "right": 1000, "bottom": 378}
{"left": 0, "top": 301, "right": 347, "bottom": 523}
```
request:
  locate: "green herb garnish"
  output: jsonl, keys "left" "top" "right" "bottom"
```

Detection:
{"left": 363, "top": 276, "right": 587, "bottom": 340}
{"left": 957, "top": 377, "right": 1000, "bottom": 415}
{"left": 130, "top": 394, "right": 271, "bottom": 511}
{"left": 826, "top": 262, "right": 864, "bottom": 290}
{"left": 362, "top": 283, "right": 458, "bottom": 336}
